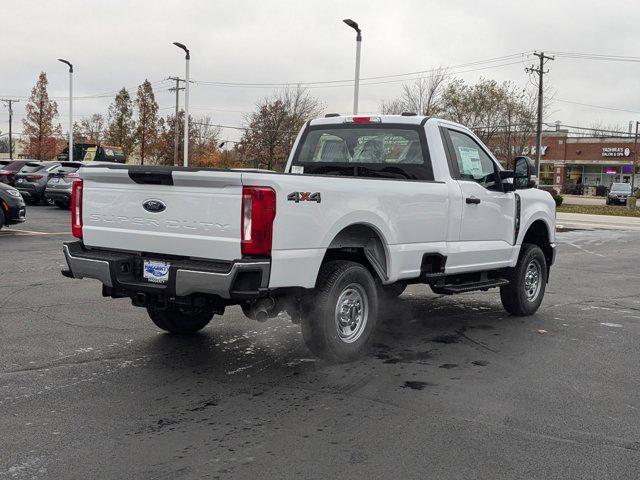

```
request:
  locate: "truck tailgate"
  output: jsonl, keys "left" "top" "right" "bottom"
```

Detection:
{"left": 80, "top": 166, "right": 243, "bottom": 261}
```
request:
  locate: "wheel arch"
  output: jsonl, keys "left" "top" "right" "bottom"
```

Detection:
{"left": 323, "top": 222, "right": 391, "bottom": 283}
{"left": 521, "top": 219, "right": 553, "bottom": 269}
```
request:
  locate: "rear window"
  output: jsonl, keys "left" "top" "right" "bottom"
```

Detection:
{"left": 2, "top": 161, "right": 27, "bottom": 172}
{"left": 56, "top": 162, "right": 82, "bottom": 174}
{"left": 19, "top": 163, "right": 45, "bottom": 173}
{"left": 298, "top": 128, "right": 424, "bottom": 164}
{"left": 292, "top": 125, "right": 432, "bottom": 180}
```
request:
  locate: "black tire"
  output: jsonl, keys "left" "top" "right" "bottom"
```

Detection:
{"left": 0, "top": 210, "right": 4, "bottom": 230}
{"left": 45, "top": 197, "right": 56, "bottom": 206}
{"left": 146, "top": 304, "right": 214, "bottom": 334}
{"left": 302, "top": 260, "right": 379, "bottom": 363}
{"left": 55, "top": 201, "right": 69, "bottom": 209}
{"left": 500, "top": 243, "right": 547, "bottom": 316}
{"left": 380, "top": 282, "right": 407, "bottom": 299}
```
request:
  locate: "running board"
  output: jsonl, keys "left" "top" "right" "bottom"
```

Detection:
{"left": 440, "top": 278, "right": 509, "bottom": 294}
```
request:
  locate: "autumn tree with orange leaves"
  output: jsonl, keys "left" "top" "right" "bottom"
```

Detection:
{"left": 22, "top": 72, "right": 62, "bottom": 160}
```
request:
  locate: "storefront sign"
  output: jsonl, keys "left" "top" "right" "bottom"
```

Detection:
{"left": 523, "top": 145, "right": 547, "bottom": 156}
{"left": 602, "top": 147, "right": 631, "bottom": 157}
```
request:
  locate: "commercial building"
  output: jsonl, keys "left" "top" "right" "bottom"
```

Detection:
{"left": 526, "top": 129, "right": 638, "bottom": 194}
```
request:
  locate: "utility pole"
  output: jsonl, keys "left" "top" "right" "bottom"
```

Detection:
{"left": 1, "top": 99, "right": 20, "bottom": 159}
{"left": 167, "top": 77, "right": 185, "bottom": 167}
{"left": 526, "top": 51, "right": 554, "bottom": 183}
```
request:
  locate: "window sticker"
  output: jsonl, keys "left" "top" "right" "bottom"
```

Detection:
{"left": 458, "top": 146, "right": 483, "bottom": 177}
{"left": 291, "top": 165, "right": 304, "bottom": 174}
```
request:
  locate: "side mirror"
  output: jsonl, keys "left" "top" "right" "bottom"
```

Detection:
{"left": 513, "top": 156, "right": 535, "bottom": 189}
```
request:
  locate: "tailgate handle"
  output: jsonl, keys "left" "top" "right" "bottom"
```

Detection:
{"left": 465, "top": 197, "right": 481, "bottom": 204}
{"left": 128, "top": 170, "right": 174, "bottom": 185}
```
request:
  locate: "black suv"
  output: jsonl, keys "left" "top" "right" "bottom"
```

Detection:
{"left": 606, "top": 182, "right": 633, "bottom": 205}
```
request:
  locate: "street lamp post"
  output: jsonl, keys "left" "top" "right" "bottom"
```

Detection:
{"left": 173, "top": 42, "right": 190, "bottom": 167}
{"left": 630, "top": 121, "right": 639, "bottom": 209}
{"left": 343, "top": 19, "right": 361, "bottom": 115}
{"left": 57, "top": 59, "right": 73, "bottom": 162}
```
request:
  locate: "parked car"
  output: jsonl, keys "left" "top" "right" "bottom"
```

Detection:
{"left": 62, "top": 114, "right": 556, "bottom": 362}
{"left": 0, "top": 160, "right": 34, "bottom": 186}
{"left": 44, "top": 161, "right": 84, "bottom": 209}
{"left": 14, "top": 161, "right": 61, "bottom": 205}
{"left": 0, "top": 182, "right": 26, "bottom": 229}
{"left": 606, "top": 182, "right": 632, "bottom": 205}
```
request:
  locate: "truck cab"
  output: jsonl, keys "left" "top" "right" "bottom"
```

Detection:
{"left": 62, "top": 115, "right": 556, "bottom": 362}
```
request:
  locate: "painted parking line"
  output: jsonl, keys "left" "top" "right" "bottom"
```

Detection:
{"left": 0, "top": 229, "right": 71, "bottom": 236}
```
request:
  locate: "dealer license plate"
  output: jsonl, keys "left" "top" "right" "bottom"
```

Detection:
{"left": 143, "top": 260, "right": 171, "bottom": 284}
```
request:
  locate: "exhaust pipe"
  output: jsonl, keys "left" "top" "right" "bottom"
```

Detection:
{"left": 131, "top": 292, "right": 147, "bottom": 307}
{"left": 243, "top": 297, "right": 277, "bottom": 322}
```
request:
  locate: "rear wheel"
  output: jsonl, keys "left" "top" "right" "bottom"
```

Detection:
{"left": 45, "top": 197, "right": 56, "bottom": 206}
{"left": 146, "top": 304, "right": 214, "bottom": 334}
{"left": 302, "top": 261, "right": 378, "bottom": 362}
{"left": 500, "top": 243, "right": 547, "bottom": 316}
{"left": 0, "top": 210, "right": 5, "bottom": 229}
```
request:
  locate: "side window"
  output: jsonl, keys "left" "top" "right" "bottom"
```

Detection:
{"left": 447, "top": 129, "right": 500, "bottom": 190}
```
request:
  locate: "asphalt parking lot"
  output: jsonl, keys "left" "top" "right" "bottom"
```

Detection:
{"left": 1, "top": 206, "right": 640, "bottom": 479}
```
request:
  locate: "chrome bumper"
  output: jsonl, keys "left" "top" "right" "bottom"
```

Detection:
{"left": 62, "top": 242, "right": 270, "bottom": 299}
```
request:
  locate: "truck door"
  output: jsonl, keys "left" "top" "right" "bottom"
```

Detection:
{"left": 442, "top": 127, "right": 516, "bottom": 272}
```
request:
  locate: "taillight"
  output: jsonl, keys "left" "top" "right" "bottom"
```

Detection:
{"left": 26, "top": 174, "right": 43, "bottom": 181}
{"left": 241, "top": 186, "right": 276, "bottom": 256}
{"left": 65, "top": 172, "right": 79, "bottom": 179}
{"left": 0, "top": 170, "right": 10, "bottom": 175}
{"left": 71, "top": 179, "right": 83, "bottom": 239}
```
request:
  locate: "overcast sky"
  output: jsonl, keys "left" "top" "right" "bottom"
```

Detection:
{"left": 2, "top": 0, "right": 640, "bottom": 142}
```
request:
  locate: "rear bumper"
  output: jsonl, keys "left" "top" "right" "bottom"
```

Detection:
{"left": 16, "top": 184, "right": 45, "bottom": 199}
{"left": 45, "top": 190, "right": 71, "bottom": 202}
{"left": 62, "top": 241, "right": 270, "bottom": 300}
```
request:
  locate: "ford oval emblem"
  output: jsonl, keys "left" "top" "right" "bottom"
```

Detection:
{"left": 142, "top": 199, "right": 166, "bottom": 213}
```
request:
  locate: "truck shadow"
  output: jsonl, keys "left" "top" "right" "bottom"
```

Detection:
{"left": 138, "top": 290, "right": 516, "bottom": 379}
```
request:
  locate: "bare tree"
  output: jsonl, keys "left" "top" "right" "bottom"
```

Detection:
{"left": 75, "top": 114, "right": 105, "bottom": 145}
{"left": 380, "top": 68, "right": 448, "bottom": 116}
{"left": 192, "top": 116, "right": 222, "bottom": 162}
{"left": 586, "top": 121, "right": 630, "bottom": 138}
{"left": 240, "top": 86, "right": 324, "bottom": 170}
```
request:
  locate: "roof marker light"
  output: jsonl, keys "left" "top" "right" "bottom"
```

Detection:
{"left": 344, "top": 116, "right": 381, "bottom": 124}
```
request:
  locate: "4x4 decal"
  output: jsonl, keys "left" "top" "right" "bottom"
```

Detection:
{"left": 287, "top": 192, "right": 321, "bottom": 204}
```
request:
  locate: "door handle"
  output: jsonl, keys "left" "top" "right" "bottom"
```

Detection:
{"left": 466, "top": 197, "right": 481, "bottom": 204}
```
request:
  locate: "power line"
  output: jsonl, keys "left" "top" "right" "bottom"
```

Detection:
{"left": 555, "top": 98, "right": 640, "bottom": 115}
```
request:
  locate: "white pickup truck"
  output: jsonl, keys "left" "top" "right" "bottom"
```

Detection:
{"left": 62, "top": 114, "right": 556, "bottom": 362}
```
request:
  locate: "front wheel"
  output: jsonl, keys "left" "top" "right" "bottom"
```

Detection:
{"left": 302, "top": 261, "right": 379, "bottom": 363}
{"left": 500, "top": 244, "right": 547, "bottom": 316}
{"left": 146, "top": 304, "right": 214, "bottom": 334}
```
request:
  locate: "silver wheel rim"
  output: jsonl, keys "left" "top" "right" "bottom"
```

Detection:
{"left": 524, "top": 259, "right": 542, "bottom": 301}
{"left": 335, "top": 283, "right": 368, "bottom": 344}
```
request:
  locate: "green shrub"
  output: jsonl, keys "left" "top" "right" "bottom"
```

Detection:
{"left": 552, "top": 194, "right": 563, "bottom": 207}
